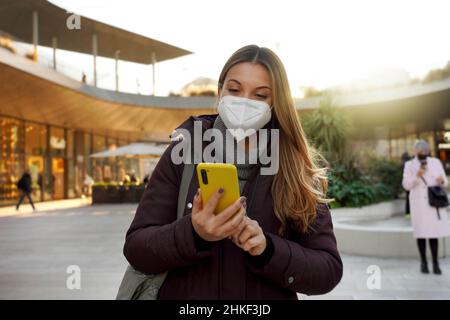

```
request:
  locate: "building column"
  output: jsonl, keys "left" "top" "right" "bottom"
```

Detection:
{"left": 52, "top": 37, "right": 57, "bottom": 70}
{"left": 151, "top": 52, "right": 156, "bottom": 95}
{"left": 64, "top": 128, "right": 69, "bottom": 199}
{"left": 32, "top": 10, "right": 39, "bottom": 59}
{"left": 115, "top": 50, "right": 120, "bottom": 92}
{"left": 92, "top": 33, "right": 98, "bottom": 87}
{"left": 89, "top": 133, "right": 94, "bottom": 178}
{"left": 45, "top": 125, "right": 52, "bottom": 201}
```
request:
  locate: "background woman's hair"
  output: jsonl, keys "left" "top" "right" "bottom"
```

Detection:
{"left": 415, "top": 139, "right": 430, "bottom": 154}
{"left": 217, "top": 45, "right": 330, "bottom": 236}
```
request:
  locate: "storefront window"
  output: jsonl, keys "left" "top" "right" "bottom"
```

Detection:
{"left": 50, "top": 127, "right": 66, "bottom": 158}
{"left": 437, "top": 119, "right": 450, "bottom": 173}
{"left": 105, "top": 137, "right": 118, "bottom": 182}
{"left": 84, "top": 132, "right": 92, "bottom": 178}
{"left": 373, "top": 126, "right": 390, "bottom": 157}
{"left": 25, "top": 123, "right": 47, "bottom": 156}
{"left": 73, "top": 131, "right": 90, "bottom": 197}
{"left": 92, "top": 135, "right": 106, "bottom": 182}
{"left": 116, "top": 139, "right": 129, "bottom": 182}
{"left": 401, "top": 123, "right": 417, "bottom": 157}
{"left": 389, "top": 127, "right": 406, "bottom": 160}
{"left": 49, "top": 127, "right": 66, "bottom": 200}
{"left": 66, "top": 129, "right": 75, "bottom": 198}
{"left": 0, "top": 117, "right": 25, "bottom": 204}
{"left": 25, "top": 122, "right": 47, "bottom": 202}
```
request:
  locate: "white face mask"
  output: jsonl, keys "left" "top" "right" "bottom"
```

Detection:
{"left": 217, "top": 95, "right": 272, "bottom": 141}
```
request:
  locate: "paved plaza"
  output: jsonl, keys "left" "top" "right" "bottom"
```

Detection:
{"left": 0, "top": 201, "right": 449, "bottom": 300}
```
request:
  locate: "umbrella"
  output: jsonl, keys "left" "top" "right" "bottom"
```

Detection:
{"left": 90, "top": 142, "right": 167, "bottom": 158}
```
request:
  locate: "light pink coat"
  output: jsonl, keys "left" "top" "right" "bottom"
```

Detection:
{"left": 402, "top": 156, "right": 450, "bottom": 239}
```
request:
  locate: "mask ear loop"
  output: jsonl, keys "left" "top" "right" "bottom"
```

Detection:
{"left": 215, "top": 85, "right": 225, "bottom": 114}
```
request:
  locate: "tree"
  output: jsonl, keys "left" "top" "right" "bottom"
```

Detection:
{"left": 301, "top": 94, "right": 352, "bottom": 164}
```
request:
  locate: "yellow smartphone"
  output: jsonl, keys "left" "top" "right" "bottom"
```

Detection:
{"left": 196, "top": 163, "right": 240, "bottom": 214}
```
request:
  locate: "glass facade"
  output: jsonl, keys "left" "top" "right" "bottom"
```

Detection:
{"left": 0, "top": 117, "right": 25, "bottom": 203}
{"left": 105, "top": 137, "right": 118, "bottom": 182}
{"left": 25, "top": 122, "right": 47, "bottom": 202}
{"left": 352, "top": 119, "right": 450, "bottom": 174}
{"left": 2, "top": 112, "right": 447, "bottom": 206}
{"left": 0, "top": 116, "right": 138, "bottom": 206}
{"left": 436, "top": 118, "right": 450, "bottom": 173}
{"left": 66, "top": 129, "right": 76, "bottom": 198}
{"left": 389, "top": 123, "right": 419, "bottom": 159}
{"left": 92, "top": 135, "right": 106, "bottom": 182}
{"left": 49, "top": 126, "right": 66, "bottom": 200}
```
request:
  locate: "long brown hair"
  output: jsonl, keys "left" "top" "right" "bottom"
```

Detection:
{"left": 217, "top": 45, "right": 330, "bottom": 236}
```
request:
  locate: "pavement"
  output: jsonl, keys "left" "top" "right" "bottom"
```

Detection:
{"left": 0, "top": 197, "right": 92, "bottom": 218}
{"left": 0, "top": 201, "right": 449, "bottom": 300}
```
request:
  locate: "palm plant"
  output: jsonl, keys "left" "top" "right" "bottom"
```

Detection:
{"left": 301, "top": 94, "right": 352, "bottom": 164}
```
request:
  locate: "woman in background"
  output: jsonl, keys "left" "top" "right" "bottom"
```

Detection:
{"left": 402, "top": 140, "right": 450, "bottom": 274}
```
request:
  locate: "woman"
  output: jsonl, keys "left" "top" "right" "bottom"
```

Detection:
{"left": 123, "top": 45, "right": 343, "bottom": 299}
{"left": 402, "top": 140, "right": 450, "bottom": 274}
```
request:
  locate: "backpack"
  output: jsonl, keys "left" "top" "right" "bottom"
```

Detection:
{"left": 17, "top": 176, "right": 26, "bottom": 191}
{"left": 116, "top": 163, "right": 194, "bottom": 300}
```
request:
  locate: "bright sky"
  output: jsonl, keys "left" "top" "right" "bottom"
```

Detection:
{"left": 47, "top": 0, "right": 450, "bottom": 97}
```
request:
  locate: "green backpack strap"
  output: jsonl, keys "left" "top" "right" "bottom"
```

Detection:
{"left": 116, "top": 162, "right": 195, "bottom": 300}
{"left": 177, "top": 163, "right": 195, "bottom": 219}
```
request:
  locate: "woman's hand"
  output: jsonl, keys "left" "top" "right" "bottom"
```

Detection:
{"left": 192, "top": 188, "right": 247, "bottom": 242}
{"left": 436, "top": 176, "right": 445, "bottom": 185}
{"left": 416, "top": 166, "right": 426, "bottom": 178}
{"left": 231, "top": 217, "right": 267, "bottom": 256}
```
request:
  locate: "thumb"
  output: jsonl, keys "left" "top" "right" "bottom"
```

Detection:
{"left": 192, "top": 188, "right": 203, "bottom": 215}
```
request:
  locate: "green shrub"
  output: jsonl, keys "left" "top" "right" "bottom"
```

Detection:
{"left": 301, "top": 95, "right": 352, "bottom": 163}
{"left": 367, "top": 157, "right": 403, "bottom": 199}
{"left": 93, "top": 181, "right": 120, "bottom": 188}
{"left": 301, "top": 94, "right": 403, "bottom": 208}
{"left": 327, "top": 157, "right": 403, "bottom": 208}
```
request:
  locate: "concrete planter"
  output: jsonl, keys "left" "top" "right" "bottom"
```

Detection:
{"left": 122, "top": 185, "right": 145, "bottom": 203}
{"left": 92, "top": 186, "right": 122, "bottom": 204}
{"left": 331, "top": 199, "right": 404, "bottom": 221}
{"left": 331, "top": 199, "right": 450, "bottom": 258}
{"left": 92, "top": 185, "right": 144, "bottom": 204}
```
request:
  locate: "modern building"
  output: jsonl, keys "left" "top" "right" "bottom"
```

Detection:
{"left": 295, "top": 79, "right": 450, "bottom": 170}
{"left": 0, "top": 0, "right": 215, "bottom": 205}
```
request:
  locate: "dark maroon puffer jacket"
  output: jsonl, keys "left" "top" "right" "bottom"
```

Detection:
{"left": 123, "top": 114, "right": 343, "bottom": 300}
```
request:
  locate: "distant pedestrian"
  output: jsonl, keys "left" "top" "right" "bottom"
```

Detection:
{"left": 16, "top": 169, "right": 36, "bottom": 211}
{"left": 402, "top": 140, "right": 450, "bottom": 274}
{"left": 122, "top": 174, "right": 131, "bottom": 184}
{"left": 401, "top": 151, "right": 412, "bottom": 217}
{"left": 83, "top": 174, "right": 94, "bottom": 196}
{"left": 143, "top": 173, "right": 150, "bottom": 186}
{"left": 129, "top": 171, "right": 138, "bottom": 184}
